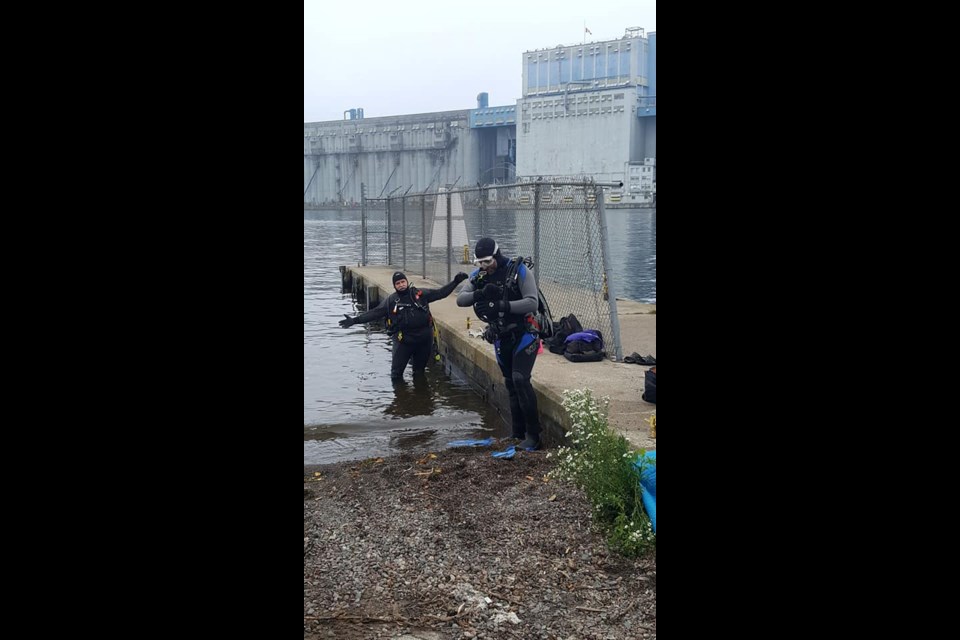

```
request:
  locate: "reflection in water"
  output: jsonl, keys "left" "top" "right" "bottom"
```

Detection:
{"left": 384, "top": 375, "right": 435, "bottom": 419}
{"left": 389, "top": 427, "right": 442, "bottom": 450}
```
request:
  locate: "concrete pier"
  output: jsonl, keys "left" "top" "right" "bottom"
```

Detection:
{"left": 340, "top": 265, "right": 656, "bottom": 451}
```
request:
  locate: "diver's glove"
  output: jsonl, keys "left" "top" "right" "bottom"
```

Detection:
{"left": 491, "top": 299, "right": 510, "bottom": 314}
{"left": 454, "top": 272, "right": 468, "bottom": 284}
{"left": 338, "top": 314, "right": 358, "bottom": 328}
{"left": 478, "top": 283, "right": 502, "bottom": 302}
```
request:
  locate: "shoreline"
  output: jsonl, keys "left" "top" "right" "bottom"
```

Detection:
{"left": 304, "top": 446, "right": 656, "bottom": 639}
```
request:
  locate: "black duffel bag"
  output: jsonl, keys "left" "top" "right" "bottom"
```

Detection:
{"left": 642, "top": 366, "right": 656, "bottom": 404}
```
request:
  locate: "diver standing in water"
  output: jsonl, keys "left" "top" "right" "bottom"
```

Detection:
{"left": 457, "top": 238, "right": 543, "bottom": 451}
{"left": 339, "top": 271, "right": 467, "bottom": 380}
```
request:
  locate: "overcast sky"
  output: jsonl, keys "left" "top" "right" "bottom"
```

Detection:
{"left": 304, "top": 0, "right": 655, "bottom": 123}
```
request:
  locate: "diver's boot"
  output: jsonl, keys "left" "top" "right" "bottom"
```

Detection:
{"left": 517, "top": 437, "right": 542, "bottom": 451}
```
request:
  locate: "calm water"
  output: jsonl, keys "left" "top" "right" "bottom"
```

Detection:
{"left": 303, "top": 207, "right": 656, "bottom": 465}
{"left": 605, "top": 208, "right": 657, "bottom": 303}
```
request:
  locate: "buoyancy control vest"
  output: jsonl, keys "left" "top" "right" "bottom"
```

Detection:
{"left": 471, "top": 262, "right": 517, "bottom": 325}
{"left": 470, "top": 257, "right": 553, "bottom": 338}
{"left": 385, "top": 287, "right": 432, "bottom": 339}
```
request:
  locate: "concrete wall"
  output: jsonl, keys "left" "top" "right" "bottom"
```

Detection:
{"left": 516, "top": 87, "right": 637, "bottom": 183}
{"left": 304, "top": 110, "right": 480, "bottom": 204}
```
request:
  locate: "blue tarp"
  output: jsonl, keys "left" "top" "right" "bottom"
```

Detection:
{"left": 634, "top": 450, "right": 656, "bottom": 532}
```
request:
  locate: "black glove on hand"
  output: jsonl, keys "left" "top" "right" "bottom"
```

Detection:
{"left": 338, "top": 314, "right": 357, "bottom": 328}
{"left": 482, "top": 283, "right": 502, "bottom": 300}
{"left": 454, "top": 272, "right": 468, "bottom": 284}
{"left": 493, "top": 299, "right": 510, "bottom": 314}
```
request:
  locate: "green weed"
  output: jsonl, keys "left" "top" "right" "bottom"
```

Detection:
{"left": 548, "top": 389, "right": 656, "bottom": 557}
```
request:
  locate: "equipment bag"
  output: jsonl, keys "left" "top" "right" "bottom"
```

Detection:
{"left": 642, "top": 366, "right": 656, "bottom": 404}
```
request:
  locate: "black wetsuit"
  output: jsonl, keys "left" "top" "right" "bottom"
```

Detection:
{"left": 354, "top": 280, "right": 458, "bottom": 380}
{"left": 457, "top": 258, "right": 542, "bottom": 443}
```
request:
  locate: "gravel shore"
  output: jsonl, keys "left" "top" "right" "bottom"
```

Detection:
{"left": 304, "top": 445, "right": 656, "bottom": 639}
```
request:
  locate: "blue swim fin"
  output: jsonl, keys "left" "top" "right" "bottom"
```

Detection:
{"left": 446, "top": 437, "right": 494, "bottom": 448}
{"left": 491, "top": 446, "right": 516, "bottom": 459}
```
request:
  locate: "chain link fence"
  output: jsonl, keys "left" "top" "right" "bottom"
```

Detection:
{"left": 362, "top": 180, "right": 623, "bottom": 361}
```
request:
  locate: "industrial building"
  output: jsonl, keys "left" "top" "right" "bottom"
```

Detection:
{"left": 304, "top": 27, "right": 655, "bottom": 206}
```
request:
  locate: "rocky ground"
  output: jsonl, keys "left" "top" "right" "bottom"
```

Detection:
{"left": 304, "top": 445, "right": 656, "bottom": 640}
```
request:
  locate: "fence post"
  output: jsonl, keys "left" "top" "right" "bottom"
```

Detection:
{"left": 595, "top": 183, "right": 623, "bottom": 362}
{"left": 446, "top": 191, "right": 452, "bottom": 283}
{"left": 401, "top": 195, "right": 407, "bottom": 271}
{"left": 386, "top": 196, "right": 392, "bottom": 266}
{"left": 361, "top": 183, "right": 367, "bottom": 266}
{"left": 421, "top": 194, "right": 427, "bottom": 278}
{"left": 533, "top": 179, "right": 542, "bottom": 268}
{"left": 479, "top": 185, "right": 486, "bottom": 238}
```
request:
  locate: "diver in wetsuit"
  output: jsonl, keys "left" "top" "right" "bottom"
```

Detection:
{"left": 339, "top": 271, "right": 467, "bottom": 380}
{"left": 456, "top": 238, "right": 543, "bottom": 451}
